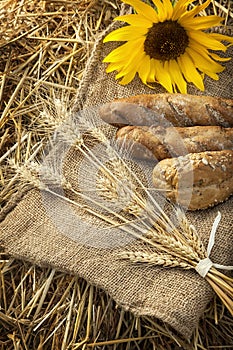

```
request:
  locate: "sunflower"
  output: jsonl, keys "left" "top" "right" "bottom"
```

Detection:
{"left": 103, "top": 0, "right": 233, "bottom": 93}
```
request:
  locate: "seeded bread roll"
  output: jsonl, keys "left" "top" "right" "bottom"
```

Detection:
{"left": 116, "top": 125, "right": 233, "bottom": 161}
{"left": 99, "top": 94, "right": 233, "bottom": 127}
{"left": 152, "top": 150, "right": 233, "bottom": 210}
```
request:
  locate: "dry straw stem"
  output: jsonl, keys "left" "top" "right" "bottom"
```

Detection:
{"left": 1, "top": 0, "right": 233, "bottom": 349}
{"left": 0, "top": 0, "right": 120, "bottom": 206}
{"left": 0, "top": 255, "right": 171, "bottom": 348}
{"left": 1, "top": 255, "right": 233, "bottom": 349}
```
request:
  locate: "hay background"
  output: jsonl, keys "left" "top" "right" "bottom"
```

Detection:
{"left": 0, "top": 1, "right": 233, "bottom": 349}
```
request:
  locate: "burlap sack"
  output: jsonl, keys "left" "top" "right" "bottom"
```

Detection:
{"left": 1, "top": 19, "right": 233, "bottom": 338}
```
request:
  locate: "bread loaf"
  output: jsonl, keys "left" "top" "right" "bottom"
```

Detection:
{"left": 116, "top": 125, "right": 233, "bottom": 161}
{"left": 99, "top": 94, "right": 233, "bottom": 127}
{"left": 152, "top": 150, "right": 233, "bottom": 210}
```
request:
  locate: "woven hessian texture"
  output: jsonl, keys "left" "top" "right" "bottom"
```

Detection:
{"left": 0, "top": 21, "right": 233, "bottom": 338}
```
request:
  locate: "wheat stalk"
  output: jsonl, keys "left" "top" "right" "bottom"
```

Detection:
{"left": 11, "top": 112, "right": 233, "bottom": 316}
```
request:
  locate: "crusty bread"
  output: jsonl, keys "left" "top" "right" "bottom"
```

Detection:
{"left": 100, "top": 93, "right": 233, "bottom": 210}
{"left": 152, "top": 150, "right": 233, "bottom": 210}
{"left": 99, "top": 93, "right": 233, "bottom": 127}
{"left": 116, "top": 125, "right": 233, "bottom": 161}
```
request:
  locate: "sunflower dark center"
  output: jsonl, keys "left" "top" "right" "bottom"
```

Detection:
{"left": 144, "top": 20, "right": 189, "bottom": 61}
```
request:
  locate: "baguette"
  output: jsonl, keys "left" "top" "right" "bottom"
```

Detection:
{"left": 116, "top": 125, "right": 233, "bottom": 161}
{"left": 99, "top": 93, "right": 233, "bottom": 127}
{"left": 152, "top": 150, "right": 233, "bottom": 210}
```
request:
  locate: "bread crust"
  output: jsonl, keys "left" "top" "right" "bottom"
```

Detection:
{"left": 152, "top": 150, "right": 233, "bottom": 210}
{"left": 116, "top": 125, "right": 233, "bottom": 161}
{"left": 99, "top": 93, "right": 233, "bottom": 127}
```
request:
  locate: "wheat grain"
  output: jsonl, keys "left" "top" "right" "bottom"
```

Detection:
{"left": 176, "top": 208, "right": 207, "bottom": 259}
{"left": 9, "top": 160, "right": 46, "bottom": 191}
{"left": 119, "top": 251, "right": 192, "bottom": 269}
{"left": 145, "top": 229, "right": 199, "bottom": 262}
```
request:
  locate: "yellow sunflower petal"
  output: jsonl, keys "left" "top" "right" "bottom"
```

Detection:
{"left": 172, "top": 0, "right": 194, "bottom": 21}
{"left": 154, "top": 60, "right": 173, "bottom": 93}
{"left": 166, "top": 59, "right": 187, "bottom": 94}
{"left": 204, "top": 71, "right": 220, "bottom": 80}
{"left": 186, "top": 46, "right": 225, "bottom": 74}
{"left": 103, "top": 44, "right": 128, "bottom": 62}
{"left": 188, "top": 38, "right": 229, "bottom": 67}
{"left": 105, "top": 61, "right": 124, "bottom": 73}
{"left": 151, "top": 0, "right": 164, "bottom": 21}
{"left": 209, "top": 32, "right": 233, "bottom": 45}
{"left": 115, "top": 53, "right": 143, "bottom": 79}
{"left": 188, "top": 31, "right": 227, "bottom": 51}
{"left": 123, "top": 0, "right": 159, "bottom": 22}
{"left": 178, "top": 53, "right": 204, "bottom": 91}
{"left": 103, "top": 26, "right": 147, "bottom": 43}
{"left": 103, "top": 39, "right": 144, "bottom": 62}
{"left": 187, "top": 38, "right": 212, "bottom": 57}
{"left": 138, "top": 54, "right": 151, "bottom": 84}
{"left": 113, "top": 41, "right": 145, "bottom": 77}
{"left": 119, "top": 70, "right": 137, "bottom": 85}
{"left": 161, "top": 0, "right": 173, "bottom": 19}
{"left": 115, "top": 69, "right": 130, "bottom": 80}
{"left": 151, "top": 0, "right": 172, "bottom": 21}
{"left": 148, "top": 58, "right": 157, "bottom": 83}
{"left": 209, "top": 52, "right": 231, "bottom": 62}
{"left": 113, "top": 14, "right": 153, "bottom": 27}
{"left": 179, "top": 15, "right": 223, "bottom": 31}
{"left": 179, "top": 0, "right": 211, "bottom": 21}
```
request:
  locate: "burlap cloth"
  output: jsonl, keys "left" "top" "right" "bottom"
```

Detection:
{"left": 1, "top": 20, "right": 233, "bottom": 338}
